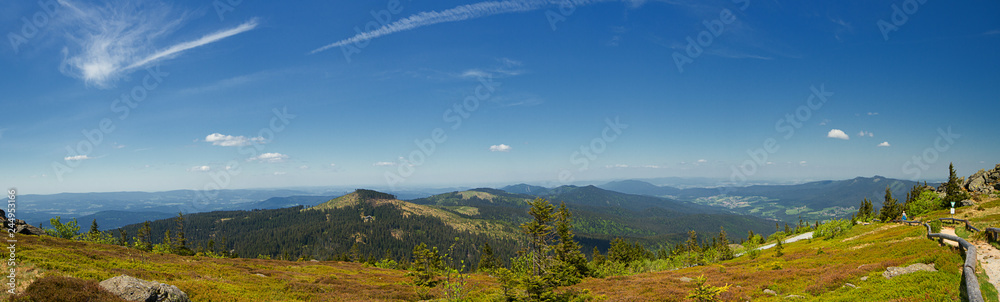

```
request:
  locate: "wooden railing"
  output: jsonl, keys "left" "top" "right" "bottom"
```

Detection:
{"left": 895, "top": 218, "right": 985, "bottom": 302}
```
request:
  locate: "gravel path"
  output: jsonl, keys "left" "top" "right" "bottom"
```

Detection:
{"left": 975, "top": 240, "right": 1000, "bottom": 301}
{"left": 758, "top": 231, "right": 814, "bottom": 250}
{"left": 940, "top": 228, "right": 960, "bottom": 247}
{"left": 735, "top": 231, "right": 813, "bottom": 257}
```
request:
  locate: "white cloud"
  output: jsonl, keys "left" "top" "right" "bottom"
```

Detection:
{"left": 606, "top": 164, "right": 630, "bottom": 168}
{"left": 299, "top": 165, "right": 309, "bottom": 170}
{"left": 827, "top": 129, "right": 849, "bottom": 140}
{"left": 111, "top": 142, "right": 126, "bottom": 149}
{"left": 373, "top": 161, "right": 397, "bottom": 167}
{"left": 799, "top": 161, "right": 807, "bottom": 165}
{"left": 187, "top": 165, "right": 210, "bottom": 172}
{"left": 204, "top": 133, "right": 265, "bottom": 147}
{"left": 57, "top": 0, "right": 258, "bottom": 87}
{"left": 819, "top": 119, "right": 830, "bottom": 126}
{"left": 858, "top": 131, "right": 874, "bottom": 137}
{"left": 461, "top": 69, "right": 491, "bottom": 78}
{"left": 248, "top": 152, "right": 288, "bottom": 163}
{"left": 766, "top": 161, "right": 774, "bottom": 165}
{"left": 877, "top": 142, "right": 891, "bottom": 147}
{"left": 64, "top": 155, "right": 92, "bottom": 161}
{"left": 696, "top": 159, "right": 708, "bottom": 163}
{"left": 489, "top": 144, "right": 512, "bottom": 152}
{"left": 867, "top": 112, "right": 879, "bottom": 116}
{"left": 273, "top": 172, "right": 287, "bottom": 176}
{"left": 330, "top": 163, "right": 337, "bottom": 167}
{"left": 311, "top": 1, "right": 606, "bottom": 54}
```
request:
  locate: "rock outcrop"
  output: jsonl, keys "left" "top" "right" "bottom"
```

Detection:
{"left": 0, "top": 210, "right": 47, "bottom": 236}
{"left": 964, "top": 164, "right": 1000, "bottom": 195}
{"left": 98, "top": 275, "right": 190, "bottom": 302}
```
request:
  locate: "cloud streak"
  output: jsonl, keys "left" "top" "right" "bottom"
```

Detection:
{"left": 310, "top": 0, "right": 605, "bottom": 54}
{"left": 58, "top": 0, "right": 257, "bottom": 87}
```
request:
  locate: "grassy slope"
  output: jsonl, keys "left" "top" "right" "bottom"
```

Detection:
{"left": 3, "top": 235, "right": 498, "bottom": 301}
{"left": 9, "top": 194, "right": 998, "bottom": 301}
{"left": 571, "top": 223, "right": 965, "bottom": 301}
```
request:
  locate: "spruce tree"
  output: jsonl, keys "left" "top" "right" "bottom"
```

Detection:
{"left": 879, "top": 186, "right": 901, "bottom": 222}
{"left": 943, "top": 163, "right": 970, "bottom": 207}
{"left": 716, "top": 226, "right": 733, "bottom": 261}
{"left": 552, "top": 202, "right": 589, "bottom": 281}
{"left": 521, "top": 198, "right": 554, "bottom": 277}
{"left": 477, "top": 242, "right": 498, "bottom": 272}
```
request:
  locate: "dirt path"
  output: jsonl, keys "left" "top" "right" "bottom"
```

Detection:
{"left": 974, "top": 240, "right": 1000, "bottom": 300}
{"left": 940, "top": 227, "right": 960, "bottom": 247}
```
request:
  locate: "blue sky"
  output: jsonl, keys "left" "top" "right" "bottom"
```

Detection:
{"left": 1, "top": 0, "right": 998, "bottom": 194}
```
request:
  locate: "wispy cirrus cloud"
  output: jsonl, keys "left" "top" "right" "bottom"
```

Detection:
{"left": 310, "top": 0, "right": 610, "bottom": 54}
{"left": 57, "top": 0, "right": 258, "bottom": 87}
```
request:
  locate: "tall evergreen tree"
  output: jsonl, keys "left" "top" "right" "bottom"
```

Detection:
{"left": 477, "top": 242, "right": 498, "bottom": 272}
{"left": 943, "top": 163, "right": 970, "bottom": 207}
{"left": 716, "top": 226, "right": 733, "bottom": 261}
{"left": 879, "top": 186, "right": 901, "bottom": 222}
{"left": 521, "top": 198, "right": 554, "bottom": 277}
{"left": 552, "top": 202, "right": 589, "bottom": 281}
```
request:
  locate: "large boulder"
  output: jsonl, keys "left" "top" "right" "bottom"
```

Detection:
{"left": 964, "top": 164, "right": 1000, "bottom": 194}
{"left": 99, "top": 275, "right": 190, "bottom": 302}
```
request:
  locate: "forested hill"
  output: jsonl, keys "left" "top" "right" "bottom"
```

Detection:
{"left": 411, "top": 187, "right": 776, "bottom": 250}
{"left": 119, "top": 189, "right": 520, "bottom": 265}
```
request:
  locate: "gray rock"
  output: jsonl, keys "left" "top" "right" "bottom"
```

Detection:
{"left": 763, "top": 289, "right": 777, "bottom": 296}
{"left": 844, "top": 283, "right": 858, "bottom": 289}
{"left": 0, "top": 211, "right": 48, "bottom": 236}
{"left": 860, "top": 276, "right": 868, "bottom": 281}
{"left": 961, "top": 199, "right": 976, "bottom": 207}
{"left": 99, "top": 275, "right": 190, "bottom": 302}
{"left": 254, "top": 273, "right": 266, "bottom": 277}
{"left": 679, "top": 277, "right": 693, "bottom": 282}
{"left": 882, "top": 263, "right": 937, "bottom": 279}
{"left": 785, "top": 294, "right": 805, "bottom": 299}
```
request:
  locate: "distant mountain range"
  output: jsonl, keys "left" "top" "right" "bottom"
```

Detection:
{"left": 596, "top": 176, "right": 928, "bottom": 222}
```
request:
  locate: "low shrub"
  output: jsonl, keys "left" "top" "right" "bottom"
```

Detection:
{"left": 7, "top": 275, "right": 125, "bottom": 302}
{"left": 814, "top": 219, "right": 853, "bottom": 239}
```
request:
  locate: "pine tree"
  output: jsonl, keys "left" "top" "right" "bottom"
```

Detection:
{"left": 175, "top": 212, "right": 187, "bottom": 252}
{"left": 135, "top": 221, "right": 152, "bottom": 251}
{"left": 552, "top": 202, "right": 588, "bottom": 281}
{"left": 592, "top": 246, "right": 605, "bottom": 266}
{"left": 477, "top": 242, "right": 498, "bottom": 272}
{"left": 716, "top": 226, "right": 733, "bottom": 261}
{"left": 89, "top": 219, "right": 99, "bottom": 235}
{"left": 118, "top": 228, "right": 128, "bottom": 246}
{"left": 943, "top": 163, "right": 970, "bottom": 207}
{"left": 774, "top": 239, "right": 784, "bottom": 257}
{"left": 521, "top": 198, "right": 554, "bottom": 277}
{"left": 879, "top": 186, "right": 901, "bottom": 222}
